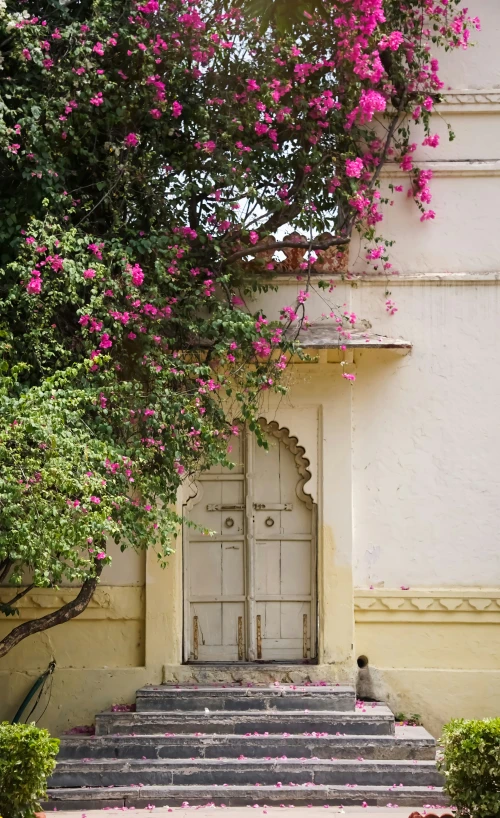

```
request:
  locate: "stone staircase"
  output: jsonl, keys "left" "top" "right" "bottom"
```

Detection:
{"left": 46, "top": 684, "right": 448, "bottom": 810}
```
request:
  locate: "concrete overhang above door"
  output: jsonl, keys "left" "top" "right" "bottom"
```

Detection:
{"left": 285, "top": 322, "right": 412, "bottom": 351}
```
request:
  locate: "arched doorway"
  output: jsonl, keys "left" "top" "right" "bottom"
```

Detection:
{"left": 183, "top": 419, "right": 317, "bottom": 663}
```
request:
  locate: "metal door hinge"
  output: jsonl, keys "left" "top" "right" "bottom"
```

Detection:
{"left": 238, "top": 616, "right": 244, "bottom": 660}
{"left": 256, "top": 614, "right": 262, "bottom": 660}
{"left": 253, "top": 503, "right": 292, "bottom": 511}
{"left": 193, "top": 615, "right": 199, "bottom": 660}
{"left": 207, "top": 503, "right": 245, "bottom": 511}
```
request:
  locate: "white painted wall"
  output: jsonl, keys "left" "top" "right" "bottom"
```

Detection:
{"left": 255, "top": 278, "right": 500, "bottom": 589}
{"left": 351, "top": 169, "right": 500, "bottom": 275}
{"left": 349, "top": 1, "right": 500, "bottom": 587}
{"left": 437, "top": 0, "right": 500, "bottom": 90}
{"left": 250, "top": 0, "right": 500, "bottom": 592}
{"left": 352, "top": 282, "right": 500, "bottom": 587}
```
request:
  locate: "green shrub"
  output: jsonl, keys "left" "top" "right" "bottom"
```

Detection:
{"left": 394, "top": 712, "right": 422, "bottom": 726}
{"left": 0, "top": 722, "right": 59, "bottom": 818}
{"left": 440, "top": 718, "right": 500, "bottom": 817}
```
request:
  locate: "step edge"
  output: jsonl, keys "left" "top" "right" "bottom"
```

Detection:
{"left": 59, "top": 733, "right": 433, "bottom": 743}
{"left": 54, "top": 758, "right": 440, "bottom": 767}
{"left": 96, "top": 708, "right": 394, "bottom": 721}
{"left": 136, "top": 688, "right": 356, "bottom": 695}
{"left": 47, "top": 784, "right": 447, "bottom": 794}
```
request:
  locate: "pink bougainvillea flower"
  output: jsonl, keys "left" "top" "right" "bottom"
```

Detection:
{"left": 422, "top": 133, "right": 440, "bottom": 148}
{"left": 171, "top": 101, "right": 182, "bottom": 118}
{"left": 83, "top": 268, "right": 96, "bottom": 279}
{"left": 99, "top": 333, "right": 113, "bottom": 349}
{"left": 124, "top": 132, "right": 139, "bottom": 148}
{"left": 345, "top": 157, "right": 364, "bottom": 178}
{"left": 420, "top": 210, "right": 436, "bottom": 222}
{"left": 127, "top": 263, "right": 144, "bottom": 286}
{"left": 27, "top": 276, "right": 42, "bottom": 295}
{"left": 138, "top": 0, "right": 159, "bottom": 11}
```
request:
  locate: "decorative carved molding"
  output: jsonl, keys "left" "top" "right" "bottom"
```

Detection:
{"left": 258, "top": 418, "right": 315, "bottom": 510}
{"left": 182, "top": 421, "right": 315, "bottom": 512}
{"left": 245, "top": 231, "right": 348, "bottom": 277}
{"left": 438, "top": 89, "right": 500, "bottom": 110}
{"left": 386, "top": 89, "right": 500, "bottom": 113}
{"left": 0, "top": 585, "right": 144, "bottom": 620}
{"left": 355, "top": 589, "right": 500, "bottom": 622}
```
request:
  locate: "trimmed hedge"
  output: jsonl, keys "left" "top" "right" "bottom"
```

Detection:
{"left": 0, "top": 722, "right": 59, "bottom": 818}
{"left": 441, "top": 717, "right": 500, "bottom": 817}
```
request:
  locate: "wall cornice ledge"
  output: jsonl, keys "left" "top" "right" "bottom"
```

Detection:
{"left": 380, "top": 160, "right": 500, "bottom": 178}
{"left": 355, "top": 588, "right": 500, "bottom": 623}
{"left": 269, "top": 271, "right": 500, "bottom": 285}
{"left": 344, "top": 271, "right": 500, "bottom": 285}
{"left": 437, "top": 89, "right": 500, "bottom": 113}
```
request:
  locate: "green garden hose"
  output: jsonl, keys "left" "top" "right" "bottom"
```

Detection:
{"left": 12, "top": 661, "right": 56, "bottom": 724}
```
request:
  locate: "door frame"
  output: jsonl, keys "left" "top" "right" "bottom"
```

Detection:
{"left": 182, "top": 418, "right": 318, "bottom": 664}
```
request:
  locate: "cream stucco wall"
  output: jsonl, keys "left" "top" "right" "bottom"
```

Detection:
{"left": 437, "top": 0, "right": 499, "bottom": 90}
{"left": 353, "top": 282, "right": 500, "bottom": 588}
{"left": 1, "top": 0, "right": 500, "bottom": 739}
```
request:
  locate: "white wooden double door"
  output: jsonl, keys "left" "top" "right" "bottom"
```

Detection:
{"left": 184, "top": 422, "right": 316, "bottom": 662}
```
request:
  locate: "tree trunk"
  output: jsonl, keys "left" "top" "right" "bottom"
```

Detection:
{"left": 0, "top": 563, "right": 104, "bottom": 658}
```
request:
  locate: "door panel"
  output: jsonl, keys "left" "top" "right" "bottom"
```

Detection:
{"left": 256, "top": 600, "right": 311, "bottom": 661}
{"left": 206, "top": 430, "right": 244, "bottom": 474}
{"left": 191, "top": 602, "right": 245, "bottom": 660}
{"left": 184, "top": 424, "right": 316, "bottom": 662}
{"left": 190, "top": 541, "right": 245, "bottom": 598}
{"left": 222, "top": 543, "right": 245, "bottom": 596}
{"left": 222, "top": 602, "right": 245, "bottom": 654}
{"left": 190, "top": 541, "right": 222, "bottom": 597}
{"left": 279, "top": 541, "right": 311, "bottom": 595}
{"left": 279, "top": 446, "right": 312, "bottom": 537}
{"left": 254, "top": 541, "right": 280, "bottom": 595}
{"left": 190, "top": 478, "right": 245, "bottom": 537}
{"left": 192, "top": 602, "right": 222, "bottom": 658}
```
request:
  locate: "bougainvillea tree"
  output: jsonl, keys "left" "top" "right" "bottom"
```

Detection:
{"left": 0, "top": 0, "right": 478, "bottom": 655}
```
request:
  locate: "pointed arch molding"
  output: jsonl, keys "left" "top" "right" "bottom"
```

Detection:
{"left": 258, "top": 417, "right": 315, "bottom": 511}
{"left": 181, "top": 419, "right": 317, "bottom": 510}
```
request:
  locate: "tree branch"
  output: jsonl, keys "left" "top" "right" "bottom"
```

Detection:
{"left": 2, "top": 583, "right": 34, "bottom": 609}
{"left": 367, "top": 93, "right": 408, "bottom": 195}
{"left": 223, "top": 233, "right": 350, "bottom": 266}
{"left": 0, "top": 563, "right": 103, "bottom": 659}
{"left": 0, "top": 559, "right": 12, "bottom": 584}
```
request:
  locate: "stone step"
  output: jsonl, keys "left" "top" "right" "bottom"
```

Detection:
{"left": 58, "top": 726, "right": 435, "bottom": 761}
{"left": 50, "top": 758, "right": 444, "bottom": 789}
{"left": 162, "top": 665, "right": 350, "bottom": 687}
{"left": 95, "top": 705, "right": 394, "bottom": 736}
{"left": 136, "top": 684, "right": 356, "bottom": 713}
{"left": 44, "top": 783, "right": 449, "bottom": 810}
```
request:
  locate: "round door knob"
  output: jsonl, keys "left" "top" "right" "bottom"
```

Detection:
{"left": 265, "top": 516, "right": 275, "bottom": 527}
{"left": 225, "top": 517, "right": 235, "bottom": 528}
